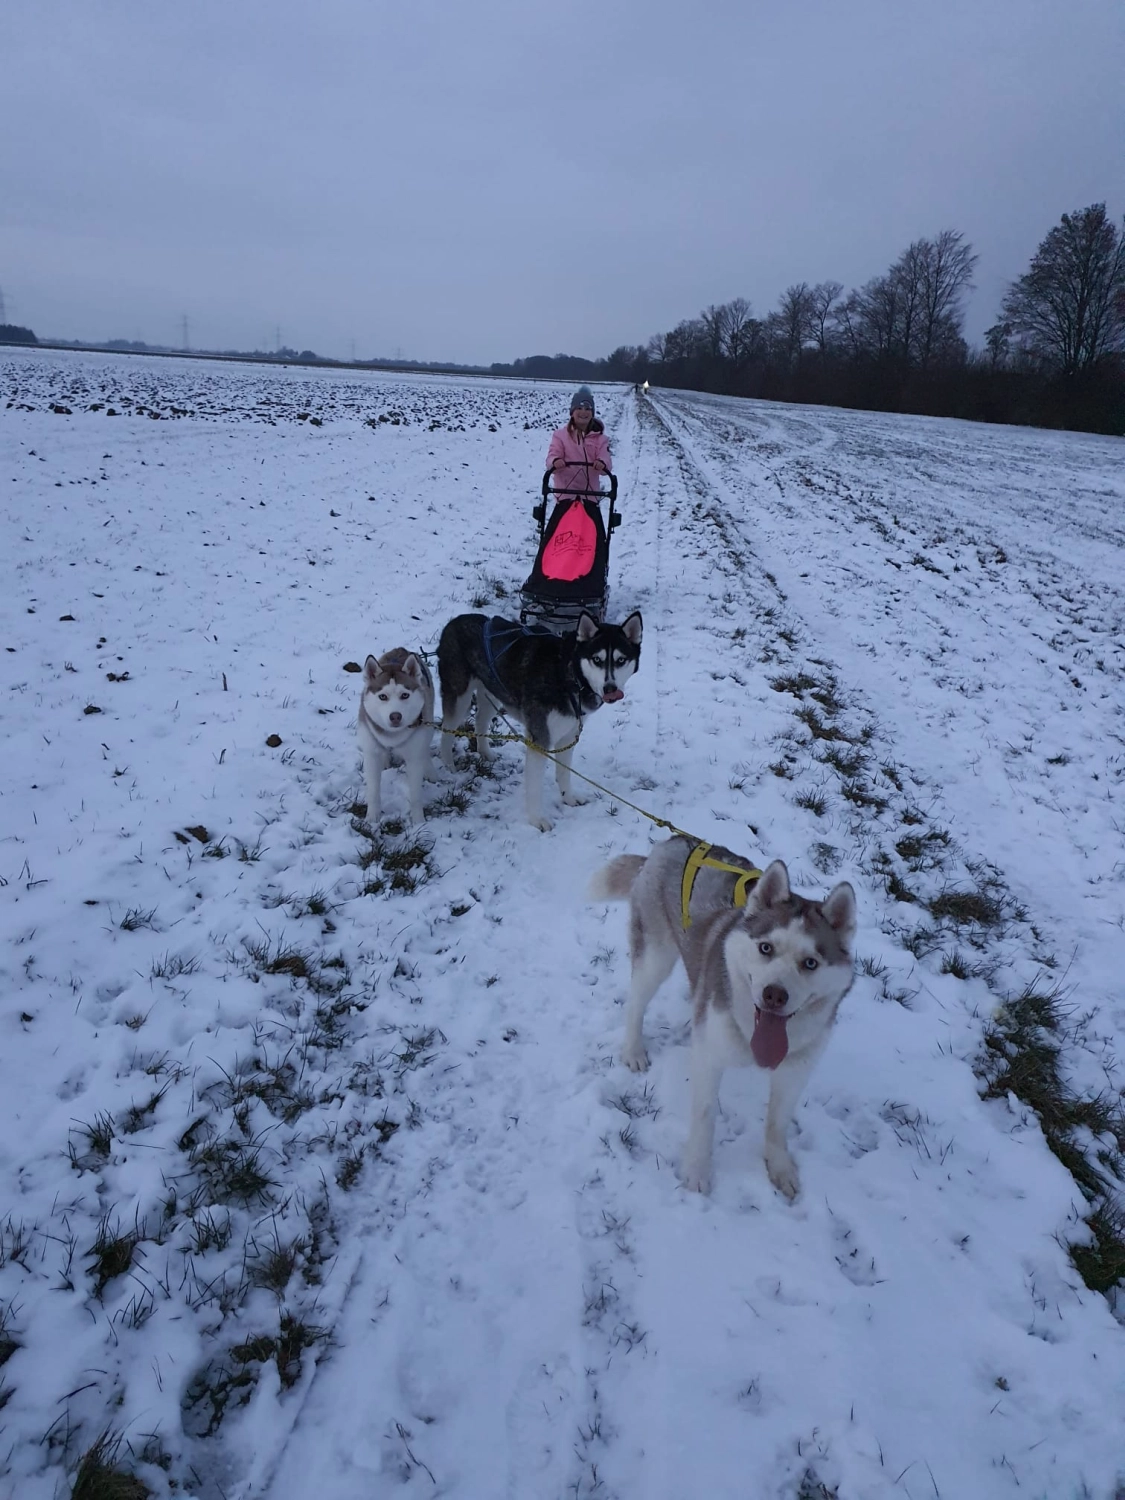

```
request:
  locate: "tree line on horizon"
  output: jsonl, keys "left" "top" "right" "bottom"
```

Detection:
{"left": 494, "top": 204, "right": 1125, "bottom": 436}
{"left": 6, "top": 204, "right": 1122, "bottom": 434}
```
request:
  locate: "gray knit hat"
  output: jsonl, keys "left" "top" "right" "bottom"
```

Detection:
{"left": 570, "top": 385, "right": 595, "bottom": 414}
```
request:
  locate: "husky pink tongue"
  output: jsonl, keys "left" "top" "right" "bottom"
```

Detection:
{"left": 603, "top": 687, "right": 624, "bottom": 702}
{"left": 751, "top": 1008, "right": 789, "bottom": 1069}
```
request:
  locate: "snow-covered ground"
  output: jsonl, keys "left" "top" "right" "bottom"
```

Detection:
{"left": 2, "top": 347, "right": 1124, "bottom": 1500}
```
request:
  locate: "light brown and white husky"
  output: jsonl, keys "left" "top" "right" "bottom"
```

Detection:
{"left": 589, "top": 835, "right": 856, "bottom": 1198}
{"left": 357, "top": 648, "right": 434, "bottom": 825}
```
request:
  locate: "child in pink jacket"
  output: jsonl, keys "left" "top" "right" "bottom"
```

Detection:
{"left": 545, "top": 386, "right": 612, "bottom": 502}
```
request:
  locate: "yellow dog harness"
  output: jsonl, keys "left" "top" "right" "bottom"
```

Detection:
{"left": 680, "top": 841, "right": 763, "bottom": 929}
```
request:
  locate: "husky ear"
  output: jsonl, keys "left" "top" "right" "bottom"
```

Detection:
{"left": 401, "top": 652, "right": 421, "bottom": 682}
{"left": 821, "top": 881, "right": 857, "bottom": 945}
{"left": 621, "top": 611, "right": 643, "bottom": 646}
{"left": 363, "top": 654, "right": 381, "bottom": 686}
{"left": 576, "top": 612, "right": 599, "bottom": 642}
{"left": 754, "top": 859, "right": 791, "bottom": 908}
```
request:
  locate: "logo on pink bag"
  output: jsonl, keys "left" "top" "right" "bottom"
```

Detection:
{"left": 542, "top": 501, "right": 597, "bottom": 581}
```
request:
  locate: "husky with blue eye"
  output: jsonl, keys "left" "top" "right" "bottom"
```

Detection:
{"left": 357, "top": 648, "right": 434, "bottom": 825}
{"left": 437, "top": 610, "right": 642, "bottom": 832}
{"left": 590, "top": 836, "right": 856, "bottom": 1199}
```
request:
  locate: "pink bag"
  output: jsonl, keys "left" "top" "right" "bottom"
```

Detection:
{"left": 541, "top": 500, "right": 597, "bottom": 582}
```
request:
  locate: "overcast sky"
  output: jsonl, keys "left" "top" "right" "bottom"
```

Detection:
{"left": 3, "top": 0, "right": 1122, "bottom": 364}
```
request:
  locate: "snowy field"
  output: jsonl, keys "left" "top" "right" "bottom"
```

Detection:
{"left": 2, "top": 346, "right": 1124, "bottom": 1500}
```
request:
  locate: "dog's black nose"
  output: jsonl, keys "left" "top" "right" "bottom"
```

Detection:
{"left": 761, "top": 984, "right": 789, "bottom": 1012}
{"left": 389, "top": 712, "right": 402, "bottom": 726}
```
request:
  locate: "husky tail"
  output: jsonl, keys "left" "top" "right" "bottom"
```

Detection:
{"left": 588, "top": 854, "right": 647, "bottom": 902}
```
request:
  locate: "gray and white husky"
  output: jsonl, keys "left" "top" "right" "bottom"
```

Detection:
{"left": 357, "top": 648, "right": 435, "bottom": 825}
{"left": 437, "top": 610, "right": 642, "bottom": 831}
{"left": 589, "top": 835, "right": 856, "bottom": 1198}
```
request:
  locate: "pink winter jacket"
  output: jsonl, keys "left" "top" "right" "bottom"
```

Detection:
{"left": 545, "top": 423, "right": 613, "bottom": 500}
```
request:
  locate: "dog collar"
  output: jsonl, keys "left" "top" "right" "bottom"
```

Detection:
{"left": 681, "top": 841, "right": 763, "bottom": 929}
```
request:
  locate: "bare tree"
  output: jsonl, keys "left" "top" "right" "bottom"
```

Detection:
{"left": 808, "top": 281, "right": 843, "bottom": 355}
{"left": 983, "top": 321, "right": 1012, "bottom": 369}
{"left": 646, "top": 330, "right": 671, "bottom": 364}
{"left": 831, "top": 234, "right": 974, "bottom": 369}
{"left": 663, "top": 318, "right": 706, "bottom": 364}
{"left": 849, "top": 273, "right": 902, "bottom": 361}
{"left": 888, "top": 241, "right": 927, "bottom": 363}
{"left": 718, "top": 297, "right": 758, "bottom": 366}
{"left": 698, "top": 305, "right": 727, "bottom": 363}
{"left": 830, "top": 290, "right": 866, "bottom": 361}
{"left": 775, "top": 283, "right": 818, "bottom": 364}
{"left": 915, "top": 230, "right": 977, "bottom": 369}
{"left": 1002, "top": 204, "right": 1125, "bottom": 375}
{"left": 605, "top": 345, "right": 647, "bottom": 379}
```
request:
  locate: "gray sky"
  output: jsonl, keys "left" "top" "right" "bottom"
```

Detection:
{"left": 3, "top": 0, "right": 1122, "bottom": 364}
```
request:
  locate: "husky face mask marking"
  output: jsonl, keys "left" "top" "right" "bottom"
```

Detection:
{"left": 361, "top": 652, "right": 428, "bottom": 736}
{"left": 576, "top": 610, "right": 642, "bottom": 704}
{"left": 720, "top": 867, "right": 855, "bottom": 1071}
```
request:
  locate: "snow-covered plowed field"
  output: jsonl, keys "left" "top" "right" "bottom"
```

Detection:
{"left": 2, "top": 347, "right": 1124, "bottom": 1499}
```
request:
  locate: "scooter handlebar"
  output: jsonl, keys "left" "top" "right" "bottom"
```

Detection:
{"left": 541, "top": 471, "right": 618, "bottom": 502}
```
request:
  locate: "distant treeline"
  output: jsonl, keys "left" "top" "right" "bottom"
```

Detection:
{"left": 494, "top": 204, "right": 1125, "bottom": 437}
{"left": 50, "top": 340, "right": 350, "bottom": 365}
{"left": 13, "top": 204, "right": 1123, "bottom": 434}
{"left": 36, "top": 338, "right": 495, "bottom": 376}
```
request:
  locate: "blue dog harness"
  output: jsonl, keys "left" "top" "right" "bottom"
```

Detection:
{"left": 480, "top": 617, "right": 554, "bottom": 699}
{"left": 479, "top": 617, "right": 592, "bottom": 725}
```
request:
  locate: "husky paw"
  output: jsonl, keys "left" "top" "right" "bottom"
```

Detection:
{"left": 528, "top": 816, "right": 553, "bottom": 833}
{"left": 679, "top": 1155, "right": 713, "bottom": 1195}
{"left": 620, "top": 1041, "right": 650, "bottom": 1072}
{"left": 766, "top": 1150, "right": 800, "bottom": 1201}
{"left": 560, "top": 791, "right": 588, "bottom": 807}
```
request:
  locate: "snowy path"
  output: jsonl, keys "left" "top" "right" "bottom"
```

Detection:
{"left": 1, "top": 351, "right": 1124, "bottom": 1500}
{"left": 651, "top": 390, "right": 1125, "bottom": 1086}
{"left": 270, "top": 390, "right": 1125, "bottom": 1500}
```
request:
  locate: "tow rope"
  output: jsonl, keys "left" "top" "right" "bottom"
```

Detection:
{"left": 411, "top": 651, "right": 763, "bottom": 909}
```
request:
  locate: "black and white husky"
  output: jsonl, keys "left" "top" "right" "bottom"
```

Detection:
{"left": 357, "top": 648, "right": 435, "bottom": 825}
{"left": 437, "top": 610, "right": 643, "bottom": 831}
{"left": 590, "top": 836, "right": 856, "bottom": 1198}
